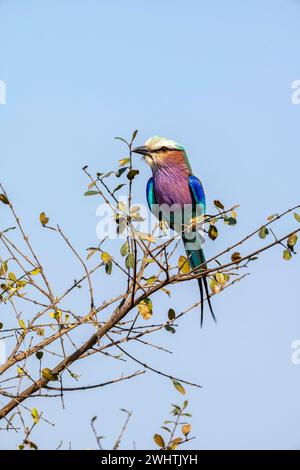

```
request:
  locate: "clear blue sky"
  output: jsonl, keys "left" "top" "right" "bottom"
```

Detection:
{"left": 1, "top": 0, "right": 300, "bottom": 450}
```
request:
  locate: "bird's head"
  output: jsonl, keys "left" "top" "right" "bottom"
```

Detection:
{"left": 132, "top": 136, "right": 188, "bottom": 170}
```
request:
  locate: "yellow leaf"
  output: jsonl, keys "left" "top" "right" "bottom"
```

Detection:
{"left": 172, "top": 379, "right": 186, "bottom": 395}
{"left": 101, "top": 252, "right": 112, "bottom": 264}
{"left": 17, "top": 366, "right": 24, "bottom": 376}
{"left": 288, "top": 233, "right": 298, "bottom": 248}
{"left": 210, "top": 278, "right": 221, "bottom": 294}
{"left": 215, "top": 272, "right": 226, "bottom": 287}
{"left": 31, "top": 408, "right": 39, "bottom": 424}
{"left": 153, "top": 434, "right": 165, "bottom": 448}
{"left": 138, "top": 298, "right": 152, "bottom": 320}
{"left": 170, "top": 437, "right": 182, "bottom": 446}
{"left": 30, "top": 268, "right": 41, "bottom": 276}
{"left": 119, "top": 157, "right": 130, "bottom": 167}
{"left": 39, "top": 212, "right": 49, "bottom": 227}
{"left": 42, "top": 368, "right": 59, "bottom": 381}
{"left": 283, "top": 249, "right": 292, "bottom": 261}
{"left": 182, "top": 424, "right": 191, "bottom": 436}
{"left": 49, "top": 309, "right": 62, "bottom": 321}
{"left": 19, "top": 319, "right": 26, "bottom": 330}
{"left": 178, "top": 256, "right": 190, "bottom": 274}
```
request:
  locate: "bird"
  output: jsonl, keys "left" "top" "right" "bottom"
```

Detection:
{"left": 133, "top": 136, "right": 216, "bottom": 326}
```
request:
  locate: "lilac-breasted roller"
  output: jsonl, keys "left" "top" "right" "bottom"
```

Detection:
{"left": 133, "top": 136, "right": 215, "bottom": 325}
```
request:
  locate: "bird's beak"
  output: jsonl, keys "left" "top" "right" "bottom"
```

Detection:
{"left": 132, "top": 146, "right": 150, "bottom": 156}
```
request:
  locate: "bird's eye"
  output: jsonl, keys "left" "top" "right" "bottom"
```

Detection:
{"left": 161, "top": 146, "right": 168, "bottom": 151}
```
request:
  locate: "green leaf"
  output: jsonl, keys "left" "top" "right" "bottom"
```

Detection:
{"left": 49, "top": 309, "right": 62, "bottom": 321}
{"left": 105, "top": 260, "right": 112, "bottom": 275}
{"left": 168, "top": 308, "right": 176, "bottom": 321}
{"left": 131, "top": 129, "right": 138, "bottom": 142}
{"left": 146, "top": 276, "right": 157, "bottom": 285}
{"left": 0, "top": 260, "right": 8, "bottom": 276}
{"left": 153, "top": 434, "right": 165, "bottom": 448}
{"left": 113, "top": 184, "right": 126, "bottom": 195}
{"left": 294, "top": 212, "right": 300, "bottom": 223}
{"left": 86, "top": 248, "right": 98, "bottom": 260}
{"left": 259, "top": 226, "right": 269, "bottom": 239}
{"left": 0, "top": 322, "right": 3, "bottom": 329}
{"left": 102, "top": 171, "right": 115, "bottom": 179}
{"left": 120, "top": 241, "right": 129, "bottom": 257}
{"left": 161, "top": 287, "right": 171, "bottom": 297}
{"left": 8, "top": 272, "right": 17, "bottom": 282}
{"left": 125, "top": 253, "right": 135, "bottom": 269}
{"left": 283, "top": 249, "right": 292, "bottom": 261}
{"left": 115, "top": 168, "right": 128, "bottom": 178}
{"left": 115, "top": 136, "right": 129, "bottom": 146}
{"left": 0, "top": 194, "right": 9, "bottom": 205}
{"left": 208, "top": 224, "right": 218, "bottom": 240}
{"left": 165, "top": 325, "right": 176, "bottom": 334}
{"left": 225, "top": 217, "right": 237, "bottom": 226}
{"left": 84, "top": 190, "right": 98, "bottom": 196}
{"left": 171, "top": 404, "right": 181, "bottom": 415}
{"left": 161, "top": 426, "right": 171, "bottom": 433}
{"left": 183, "top": 400, "right": 188, "bottom": 410}
{"left": 172, "top": 379, "right": 186, "bottom": 395}
{"left": 36, "top": 351, "right": 43, "bottom": 360}
{"left": 127, "top": 169, "right": 139, "bottom": 181}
